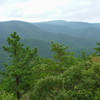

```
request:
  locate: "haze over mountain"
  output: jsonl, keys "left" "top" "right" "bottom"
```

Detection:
{"left": 0, "top": 20, "right": 100, "bottom": 68}
{"left": 34, "top": 20, "right": 100, "bottom": 41}
{"left": 1, "top": 20, "right": 99, "bottom": 49}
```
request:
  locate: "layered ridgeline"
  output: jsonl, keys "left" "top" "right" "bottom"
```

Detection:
{"left": 34, "top": 20, "right": 100, "bottom": 41}
{"left": 0, "top": 20, "right": 100, "bottom": 68}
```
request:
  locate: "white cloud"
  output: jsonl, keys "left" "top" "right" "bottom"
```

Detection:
{"left": 0, "top": 0, "right": 100, "bottom": 23}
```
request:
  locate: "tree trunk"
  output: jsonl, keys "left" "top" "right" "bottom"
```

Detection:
{"left": 16, "top": 91, "right": 20, "bottom": 100}
{"left": 16, "top": 77, "right": 20, "bottom": 100}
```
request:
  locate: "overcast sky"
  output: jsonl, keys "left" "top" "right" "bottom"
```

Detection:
{"left": 0, "top": 0, "right": 99, "bottom": 23}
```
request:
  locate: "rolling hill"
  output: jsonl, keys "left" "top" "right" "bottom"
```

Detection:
{"left": 0, "top": 20, "right": 100, "bottom": 68}
{"left": 34, "top": 20, "right": 100, "bottom": 41}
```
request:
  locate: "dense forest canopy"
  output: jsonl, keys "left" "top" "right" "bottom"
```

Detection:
{"left": 0, "top": 32, "right": 100, "bottom": 100}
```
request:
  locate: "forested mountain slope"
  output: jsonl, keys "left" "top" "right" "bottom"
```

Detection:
{"left": 0, "top": 20, "right": 100, "bottom": 68}
{"left": 34, "top": 20, "right": 100, "bottom": 41}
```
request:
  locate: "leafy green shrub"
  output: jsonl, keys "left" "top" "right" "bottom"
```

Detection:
{"left": 0, "top": 91, "right": 16, "bottom": 100}
{"left": 30, "top": 76, "right": 64, "bottom": 100}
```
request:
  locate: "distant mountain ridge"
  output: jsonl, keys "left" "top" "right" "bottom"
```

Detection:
{"left": 0, "top": 20, "right": 100, "bottom": 68}
{"left": 0, "top": 20, "right": 100, "bottom": 50}
{"left": 0, "top": 20, "right": 98, "bottom": 48}
{"left": 34, "top": 20, "right": 100, "bottom": 41}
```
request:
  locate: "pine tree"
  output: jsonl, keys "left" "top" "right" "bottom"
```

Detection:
{"left": 1, "top": 32, "right": 38, "bottom": 100}
{"left": 50, "top": 41, "right": 74, "bottom": 67}
{"left": 94, "top": 42, "right": 100, "bottom": 56}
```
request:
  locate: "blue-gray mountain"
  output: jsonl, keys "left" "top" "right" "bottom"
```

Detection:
{"left": 0, "top": 20, "right": 100, "bottom": 68}
{"left": 34, "top": 20, "right": 100, "bottom": 41}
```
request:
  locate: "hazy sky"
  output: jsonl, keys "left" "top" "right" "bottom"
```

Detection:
{"left": 0, "top": 0, "right": 99, "bottom": 22}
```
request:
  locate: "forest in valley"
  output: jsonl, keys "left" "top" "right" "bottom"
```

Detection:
{"left": 0, "top": 32, "right": 100, "bottom": 100}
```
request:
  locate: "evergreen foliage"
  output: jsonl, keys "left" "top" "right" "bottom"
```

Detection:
{"left": 94, "top": 42, "right": 100, "bottom": 56}
{"left": 0, "top": 32, "right": 100, "bottom": 100}
{"left": 0, "top": 32, "right": 38, "bottom": 100}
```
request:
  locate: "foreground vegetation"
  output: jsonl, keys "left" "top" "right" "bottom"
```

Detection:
{"left": 0, "top": 32, "right": 100, "bottom": 100}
